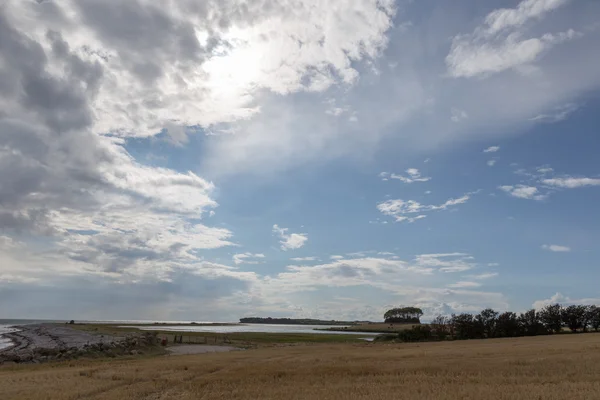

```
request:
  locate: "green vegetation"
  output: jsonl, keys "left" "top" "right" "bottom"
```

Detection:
{"left": 383, "top": 306, "right": 423, "bottom": 323}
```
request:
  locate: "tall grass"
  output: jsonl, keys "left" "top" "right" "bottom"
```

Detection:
{"left": 3, "top": 333, "right": 600, "bottom": 399}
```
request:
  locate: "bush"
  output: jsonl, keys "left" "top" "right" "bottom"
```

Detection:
{"left": 398, "top": 325, "right": 432, "bottom": 342}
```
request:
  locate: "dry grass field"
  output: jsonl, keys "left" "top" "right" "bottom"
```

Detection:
{"left": 3, "top": 333, "right": 600, "bottom": 399}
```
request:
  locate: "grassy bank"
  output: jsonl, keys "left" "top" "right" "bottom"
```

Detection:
{"left": 3, "top": 333, "right": 600, "bottom": 399}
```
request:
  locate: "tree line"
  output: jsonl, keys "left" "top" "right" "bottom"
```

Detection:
{"left": 396, "top": 304, "right": 600, "bottom": 342}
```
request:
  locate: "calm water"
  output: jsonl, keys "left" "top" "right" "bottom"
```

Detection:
{"left": 121, "top": 323, "right": 376, "bottom": 335}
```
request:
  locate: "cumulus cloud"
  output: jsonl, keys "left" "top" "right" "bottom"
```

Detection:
{"left": 542, "top": 177, "right": 600, "bottom": 188}
{"left": 273, "top": 224, "right": 308, "bottom": 251}
{"left": 2, "top": 0, "right": 397, "bottom": 140}
{"left": 0, "top": 8, "right": 236, "bottom": 285}
{"left": 500, "top": 168, "right": 600, "bottom": 201}
{"left": 233, "top": 253, "right": 266, "bottom": 265}
{"left": 541, "top": 244, "right": 571, "bottom": 252}
{"left": 380, "top": 168, "right": 431, "bottom": 183}
{"left": 533, "top": 292, "right": 600, "bottom": 310}
{"left": 377, "top": 193, "right": 471, "bottom": 222}
{"left": 446, "top": 0, "right": 579, "bottom": 78}
{"left": 499, "top": 185, "right": 546, "bottom": 200}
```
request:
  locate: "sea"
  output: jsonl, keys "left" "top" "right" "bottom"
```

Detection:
{"left": 0, "top": 319, "right": 375, "bottom": 350}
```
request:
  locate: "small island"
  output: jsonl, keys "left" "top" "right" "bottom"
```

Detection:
{"left": 239, "top": 317, "right": 368, "bottom": 326}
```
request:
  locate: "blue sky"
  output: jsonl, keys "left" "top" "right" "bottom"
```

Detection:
{"left": 1, "top": 0, "right": 600, "bottom": 321}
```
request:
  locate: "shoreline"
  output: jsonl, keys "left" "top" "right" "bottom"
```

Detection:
{"left": 0, "top": 324, "right": 135, "bottom": 365}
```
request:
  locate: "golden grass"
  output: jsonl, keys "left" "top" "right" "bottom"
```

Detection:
{"left": 3, "top": 333, "right": 600, "bottom": 399}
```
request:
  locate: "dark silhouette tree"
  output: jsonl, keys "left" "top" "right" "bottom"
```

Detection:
{"left": 430, "top": 315, "right": 450, "bottom": 340}
{"left": 539, "top": 304, "right": 563, "bottom": 334}
{"left": 496, "top": 312, "right": 521, "bottom": 337}
{"left": 398, "top": 325, "right": 432, "bottom": 342}
{"left": 561, "top": 305, "right": 587, "bottom": 333}
{"left": 476, "top": 308, "right": 499, "bottom": 338}
{"left": 451, "top": 313, "right": 477, "bottom": 340}
{"left": 519, "top": 309, "right": 546, "bottom": 336}
{"left": 588, "top": 305, "right": 600, "bottom": 332}
{"left": 384, "top": 307, "right": 423, "bottom": 323}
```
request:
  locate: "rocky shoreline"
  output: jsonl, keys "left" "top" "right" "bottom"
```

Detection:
{"left": 0, "top": 324, "right": 158, "bottom": 365}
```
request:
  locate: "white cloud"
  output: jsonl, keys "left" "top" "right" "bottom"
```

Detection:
{"left": 414, "top": 253, "right": 477, "bottom": 273}
{"left": 533, "top": 292, "right": 600, "bottom": 310}
{"left": 330, "top": 255, "right": 344, "bottom": 260}
{"left": 542, "top": 177, "right": 600, "bottom": 188}
{"left": 446, "top": 0, "right": 579, "bottom": 78}
{"left": 377, "top": 193, "right": 471, "bottom": 222}
{"left": 541, "top": 244, "right": 571, "bottom": 252}
{"left": 290, "top": 256, "right": 320, "bottom": 262}
{"left": 448, "top": 281, "right": 481, "bottom": 288}
{"left": 501, "top": 168, "right": 600, "bottom": 201}
{"left": 381, "top": 168, "right": 431, "bottom": 183}
{"left": 487, "top": 159, "right": 497, "bottom": 167}
{"left": 530, "top": 103, "right": 579, "bottom": 123}
{"left": 537, "top": 166, "right": 554, "bottom": 174}
{"left": 499, "top": 185, "right": 546, "bottom": 200}
{"left": 450, "top": 108, "right": 468, "bottom": 122}
{"left": 483, "top": 146, "right": 501, "bottom": 153}
{"left": 4, "top": 0, "right": 397, "bottom": 140}
{"left": 467, "top": 272, "right": 499, "bottom": 280}
{"left": 273, "top": 224, "right": 308, "bottom": 251}
{"left": 233, "top": 253, "right": 266, "bottom": 265}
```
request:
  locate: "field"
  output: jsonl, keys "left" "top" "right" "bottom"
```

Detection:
{"left": 3, "top": 333, "right": 600, "bottom": 399}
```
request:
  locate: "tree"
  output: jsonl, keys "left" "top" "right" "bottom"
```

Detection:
{"left": 518, "top": 309, "right": 546, "bottom": 336}
{"left": 398, "top": 325, "right": 432, "bottom": 342}
{"left": 539, "top": 304, "right": 563, "bottom": 334}
{"left": 561, "top": 305, "right": 587, "bottom": 333}
{"left": 496, "top": 312, "right": 521, "bottom": 338}
{"left": 588, "top": 305, "right": 600, "bottom": 332}
{"left": 430, "top": 315, "right": 450, "bottom": 340}
{"left": 476, "top": 308, "right": 499, "bottom": 338}
{"left": 384, "top": 307, "right": 423, "bottom": 323}
{"left": 451, "top": 313, "right": 477, "bottom": 340}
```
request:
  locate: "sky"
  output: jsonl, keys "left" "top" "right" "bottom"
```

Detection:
{"left": 1, "top": 0, "right": 600, "bottom": 322}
